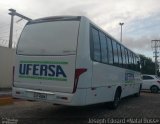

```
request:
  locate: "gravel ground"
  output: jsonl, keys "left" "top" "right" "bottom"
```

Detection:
{"left": 0, "top": 92, "right": 160, "bottom": 124}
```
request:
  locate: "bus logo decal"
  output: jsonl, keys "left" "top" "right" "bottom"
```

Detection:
{"left": 19, "top": 61, "right": 67, "bottom": 81}
{"left": 125, "top": 73, "right": 134, "bottom": 83}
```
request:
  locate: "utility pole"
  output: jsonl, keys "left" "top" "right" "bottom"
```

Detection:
{"left": 8, "top": 8, "right": 32, "bottom": 48}
{"left": 151, "top": 40, "right": 160, "bottom": 75}
{"left": 119, "top": 22, "right": 124, "bottom": 43}
{"left": 8, "top": 9, "right": 15, "bottom": 48}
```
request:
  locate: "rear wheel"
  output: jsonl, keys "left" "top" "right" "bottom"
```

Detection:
{"left": 150, "top": 86, "right": 159, "bottom": 93}
{"left": 109, "top": 89, "right": 121, "bottom": 109}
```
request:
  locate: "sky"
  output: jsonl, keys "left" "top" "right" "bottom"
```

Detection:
{"left": 0, "top": 0, "right": 160, "bottom": 60}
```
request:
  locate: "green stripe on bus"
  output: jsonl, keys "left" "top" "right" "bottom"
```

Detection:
{"left": 19, "top": 75, "right": 67, "bottom": 81}
{"left": 20, "top": 61, "right": 68, "bottom": 65}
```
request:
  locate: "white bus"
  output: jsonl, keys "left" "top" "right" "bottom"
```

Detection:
{"left": 12, "top": 16, "right": 142, "bottom": 109}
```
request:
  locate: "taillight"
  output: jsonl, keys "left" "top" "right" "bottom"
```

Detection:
{"left": 12, "top": 66, "right": 15, "bottom": 86}
{"left": 72, "top": 68, "right": 87, "bottom": 93}
{"left": 157, "top": 81, "right": 160, "bottom": 84}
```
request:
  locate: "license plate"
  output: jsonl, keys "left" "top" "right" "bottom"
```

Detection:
{"left": 34, "top": 92, "right": 47, "bottom": 100}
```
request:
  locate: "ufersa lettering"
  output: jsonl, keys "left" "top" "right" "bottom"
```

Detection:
{"left": 19, "top": 64, "right": 67, "bottom": 78}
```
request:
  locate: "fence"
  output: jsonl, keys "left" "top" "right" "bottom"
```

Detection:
{"left": 0, "top": 46, "right": 15, "bottom": 88}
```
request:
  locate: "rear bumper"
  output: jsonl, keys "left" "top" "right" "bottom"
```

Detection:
{"left": 12, "top": 87, "right": 87, "bottom": 106}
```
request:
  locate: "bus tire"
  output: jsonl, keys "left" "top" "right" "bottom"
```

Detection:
{"left": 109, "top": 89, "right": 121, "bottom": 109}
{"left": 150, "top": 85, "right": 159, "bottom": 93}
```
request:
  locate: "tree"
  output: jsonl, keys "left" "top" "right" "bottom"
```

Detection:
{"left": 139, "top": 54, "right": 155, "bottom": 75}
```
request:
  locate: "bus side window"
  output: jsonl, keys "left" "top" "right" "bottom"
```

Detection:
{"left": 133, "top": 55, "right": 137, "bottom": 71}
{"left": 117, "top": 43, "right": 123, "bottom": 67}
{"left": 136, "top": 57, "right": 140, "bottom": 72}
{"left": 106, "top": 36, "right": 113, "bottom": 64}
{"left": 91, "top": 27, "right": 101, "bottom": 62}
{"left": 125, "top": 49, "right": 129, "bottom": 69}
{"left": 131, "top": 52, "right": 134, "bottom": 70}
{"left": 112, "top": 40, "right": 119, "bottom": 66}
{"left": 128, "top": 51, "right": 131, "bottom": 69}
{"left": 99, "top": 31, "right": 108, "bottom": 63}
{"left": 121, "top": 46, "right": 126, "bottom": 68}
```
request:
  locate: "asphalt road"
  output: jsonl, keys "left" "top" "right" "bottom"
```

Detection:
{"left": 0, "top": 92, "right": 160, "bottom": 124}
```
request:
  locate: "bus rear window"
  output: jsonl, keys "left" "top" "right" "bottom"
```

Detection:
{"left": 17, "top": 20, "right": 80, "bottom": 55}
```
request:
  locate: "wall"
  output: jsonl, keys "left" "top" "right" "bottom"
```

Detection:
{"left": 0, "top": 46, "right": 15, "bottom": 88}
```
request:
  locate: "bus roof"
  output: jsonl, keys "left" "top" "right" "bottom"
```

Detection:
{"left": 27, "top": 16, "right": 139, "bottom": 58}
{"left": 28, "top": 16, "right": 81, "bottom": 24}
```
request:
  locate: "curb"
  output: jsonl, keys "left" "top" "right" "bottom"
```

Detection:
{"left": 0, "top": 96, "right": 13, "bottom": 106}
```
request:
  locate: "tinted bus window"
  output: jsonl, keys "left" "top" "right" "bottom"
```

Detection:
{"left": 131, "top": 52, "right": 134, "bottom": 69}
{"left": 133, "top": 54, "right": 137, "bottom": 71}
{"left": 117, "top": 43, "right": 123, "bottom": 66}
{"left": 106, "top": 37, "right": 113, "bottom": 64}
{"left": 136, "top": 57, "right": 140, "bottom": 71}
{"left": 125, "top": 49, "right": 129, "bottom": 68}
{"left": 128, "top": 51, "right": 133, "bottom": 69}
{"left": 91, "top": 27, "right": 101, "bottom": 62}
{"left": 112, "top": 40, "right": 118, "bottom": 65}
{"left": 121, "top": 46, "right": 126, "bottom": 67}
{"left": 99, "top": 31, "right": 108, "bottom": 63}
